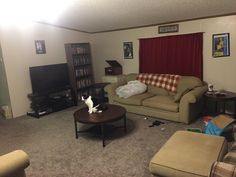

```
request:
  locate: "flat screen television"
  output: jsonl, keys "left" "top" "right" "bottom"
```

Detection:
{"left": 29, "top": 63, "right": 70, "bottom": 95}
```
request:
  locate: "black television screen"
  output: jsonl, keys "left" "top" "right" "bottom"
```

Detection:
{"left": 29, "top": 63, "right": 70, "bottom": 95}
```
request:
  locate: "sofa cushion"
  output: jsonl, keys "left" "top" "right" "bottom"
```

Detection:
{"left": 149, "top": 131, "right": 228, "bottom": 177}
{"left": 142, "top": 95, "right": 179, "bottom": 112}
{"left": 147, "top": 85, "right": 169, "bottom": 96}
{"left": 113, "top": 92, "right": 154, "bottom": 106}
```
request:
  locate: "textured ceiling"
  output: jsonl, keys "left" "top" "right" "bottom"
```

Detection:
{"left": 43, "top": 0, "right": 236, "bottom": 33}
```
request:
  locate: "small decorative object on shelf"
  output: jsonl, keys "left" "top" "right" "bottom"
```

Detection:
{"left": 65, "top": 43, "right": 94, "bottom": 105}
{"left": 208, "top": 84, "right": 214, "bottom": 92}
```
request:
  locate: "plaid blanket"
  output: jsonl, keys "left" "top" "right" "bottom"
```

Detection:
{"left": 209, "top": 161, "right": 236, "bottom": 177}
{"left": 136, "top": 73, "right": 181, "bottom": 92}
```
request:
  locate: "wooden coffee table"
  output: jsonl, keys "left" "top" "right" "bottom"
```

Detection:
{"left": 73, "top": 104, "right": 126, "bottom": 147}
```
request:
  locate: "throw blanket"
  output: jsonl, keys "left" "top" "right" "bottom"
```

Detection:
{"left": 136, "top": 73, "right": 181, "bottom": 93}
{"left": 116, "top": 80, "right": 147, "bottom": 98}
{"left": 205, "top": 121, "right": 223, "bottom": 135}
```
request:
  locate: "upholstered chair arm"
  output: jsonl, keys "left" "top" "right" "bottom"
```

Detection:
{"left": 179, "top": 85, "right": 207, "bottom": 124}
{"left": 0, "top": 150, "right": 30, "bottom": 177}
{"left": 209, "top": 161, "right": 236, "bottom": 177}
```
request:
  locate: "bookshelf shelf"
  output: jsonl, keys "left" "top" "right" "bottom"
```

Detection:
{"left": 65, "top": 43, "right": 94, "bottom": 104}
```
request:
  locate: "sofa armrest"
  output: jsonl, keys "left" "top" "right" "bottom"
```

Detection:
{"left": 190, "top": 85, "right": 208, "bottom": 101}
{"left": 179, "top": 85, "right": 207, "bottom": 124}
{"left": 0, "top": 150, "right": 30, "bottom": 177}
{"left": 180, "top": 85, "right": 207, "bottom": 104}
{"left": 209, "top": 161, "right": 236, "bottom": 177}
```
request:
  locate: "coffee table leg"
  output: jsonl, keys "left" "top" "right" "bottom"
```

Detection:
{"left": 124, "top": 114, "right": 127, "bottom": 133}
{"left": 74, "top": 118, "right": 78, "bottom": 139}
{"left": 101, "top": 124, "right": 105, "bottom": 147}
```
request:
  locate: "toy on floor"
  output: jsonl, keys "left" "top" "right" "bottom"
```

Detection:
{"left": 149, "top": 120, "right": 165, "bottom": 127}
{"left": 203, "top": 115, "right": 235, "bottom": 136}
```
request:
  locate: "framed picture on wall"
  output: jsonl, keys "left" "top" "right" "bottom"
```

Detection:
{"left": 158, "top": 24, "right": 179, "bottom": 34}
{"left": 123, "top": 42, "right": 133, "bottom": 59}
{"left": 212, "top": 33, "right": 230, "bottom": 58}
{"left": 35, "top": 40, "right": 46, "bottom": 54}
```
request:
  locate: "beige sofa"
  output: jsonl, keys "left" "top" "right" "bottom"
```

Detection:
{"left": 0, "top": 150, "right": 30, "bottom": 177}
{"left": 105, "top": 73, "right": 207, "bottom": 124}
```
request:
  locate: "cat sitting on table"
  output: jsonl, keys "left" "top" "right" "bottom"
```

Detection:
{"left": 81, "top": 95, "right": 107, "bottom": 114}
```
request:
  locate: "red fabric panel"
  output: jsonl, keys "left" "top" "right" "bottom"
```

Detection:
{"left": 139, "top": 33, "right": 203, "bottom": 79}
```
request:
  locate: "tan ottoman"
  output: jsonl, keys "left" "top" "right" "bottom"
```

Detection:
{"left": 149, "top": 131, "right": 228, "bottom": 177}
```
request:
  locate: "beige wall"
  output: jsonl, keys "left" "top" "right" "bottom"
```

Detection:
{"left": 0, "top": 23, "right": 90, "bottom": 117}
{"left": 91, "top": 15, "right": 236, "bottom": 92}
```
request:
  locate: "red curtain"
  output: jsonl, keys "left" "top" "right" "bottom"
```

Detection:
{"left": 139, "top": 32, "right": 203, "bottom": 79}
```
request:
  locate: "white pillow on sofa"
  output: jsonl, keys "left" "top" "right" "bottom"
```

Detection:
{"left": 116, "top": 80, "right": 147, "bottom": 98}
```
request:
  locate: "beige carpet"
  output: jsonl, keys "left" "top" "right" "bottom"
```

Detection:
{"left": 0, "top": 106, "right": 203, "bottom": 177}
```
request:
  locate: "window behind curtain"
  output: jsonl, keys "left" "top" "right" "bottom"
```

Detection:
{"left": 139, "top": 32, "right": 203, "bottom": 79}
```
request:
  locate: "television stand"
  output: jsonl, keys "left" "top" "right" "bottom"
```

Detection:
{"left": 27, "top": 89, "right": 75, "bottom": 118}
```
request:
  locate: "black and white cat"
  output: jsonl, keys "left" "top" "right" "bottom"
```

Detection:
{"left": 81, "top": 95, "right": 107, "bottom": 114}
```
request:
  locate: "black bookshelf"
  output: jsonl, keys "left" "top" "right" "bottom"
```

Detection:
{"left": 65, "top": 43, "right": 94, "bottom": 105}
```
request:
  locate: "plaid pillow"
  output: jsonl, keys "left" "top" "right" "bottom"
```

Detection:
{"left": 209, "top": 161, "right": 236, "bottom": 177}
{"left": 136, "top": 73, "right": 181, "bottom": 93}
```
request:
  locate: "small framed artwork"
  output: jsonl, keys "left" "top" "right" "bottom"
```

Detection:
{"left": 212, "top": 33, "right": 230, "bottom": 58}
{"left": 35, "top": 40, "right": 46, "bottom": 54}
{"left": 158, "top": 24, "right": 179, "bottom": 34}
{"left": 123, "top": 42, "right": 133, "bottom": 59}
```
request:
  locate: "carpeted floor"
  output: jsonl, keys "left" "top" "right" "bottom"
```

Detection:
{"left": 0, "top": 106, "right": 203, "bottom": 177}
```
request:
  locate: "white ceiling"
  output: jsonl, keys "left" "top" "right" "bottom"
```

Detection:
{"left": 43, "top": 0, "right": 236, "bottom": 33}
